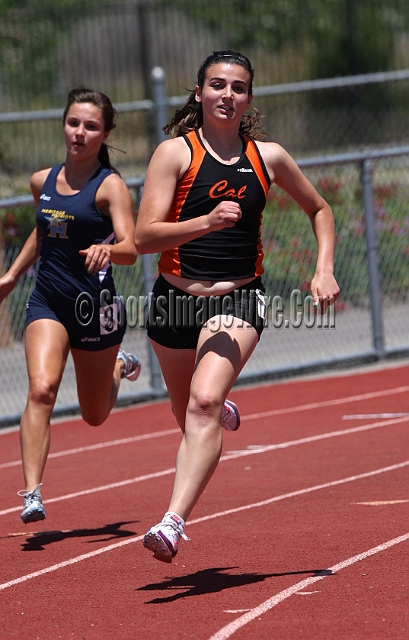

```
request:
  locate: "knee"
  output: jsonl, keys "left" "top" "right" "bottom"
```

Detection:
{"left": 28, "top": 377, "right": 58, "bottom": 407}
{"left": 187, "top": 391, "right": 222, "bottom": 425}
{"left": 80, "top": 408, "right": 108, "bottom": 427}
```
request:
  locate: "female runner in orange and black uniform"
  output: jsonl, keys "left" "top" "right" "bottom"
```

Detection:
{"left": 135, "top": 50, "right": 340, "bottom": 563}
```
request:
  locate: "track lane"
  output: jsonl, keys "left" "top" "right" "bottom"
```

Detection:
{"left": 1, "top": 460, "right": 408, "bottom": 590}
{"left": 1, "top": 362, "right": 409, "bottom": 639}
{"left": 207, "top": 533, "right": 409, "bottom": 640}
{"left": 1, "top": 414, "right": 408, "bottom": 518}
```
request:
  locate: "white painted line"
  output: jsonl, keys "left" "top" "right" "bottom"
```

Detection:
{"left": 224, "top": 415, "right": 409, "bottom": 458}
{"left": 224, "top": 610, "right": 252, "bottom": 613}
{"left": 0, "top": 467, "right": 176, "bottom": 516}
{"left": 186, "top": 460, "right": 409, "bottom": 525}
{"left": 2, "top": 415, "right": 409, "bottom": 517}
{"left": 207, "top": 532, "right": 409, "bottom": 640}
{"left": 0, "top": 428, "right": 180, "bottom": 470}
{"left": 354, "top": 500, "right": 409, "bottom": 506}
{"left": 2, "top": 384, "right": 409, "bottom": 469}
{"left": 1, "top": 460, "right": 408, "bottom": 591}
{"left": 0, "top": 534, "right": 144, "bottom": 591}
{"left": 241, "top": 385, "right": 409, "bottom": 421}
{"left": 343, "top": 413, "right": 409, "bottom": 420}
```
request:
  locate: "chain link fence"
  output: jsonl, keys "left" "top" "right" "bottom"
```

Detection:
{"left": 1, "top": 147, "right": 408, "bottom": 426}
{"left": 1, "top": 0, "right": 409, "bottom": 425}
{"left": 2, "top": 0, "right": 409, "bottom": 194}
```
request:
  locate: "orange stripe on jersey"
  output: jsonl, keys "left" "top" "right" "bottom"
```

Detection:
{"left": 244, "top": 137, "right": 270, "bottom": 198}
{"left": 158, "top": 132, "right": 206, "bottom": 276}
{"left": 244, "top": 137, "right": 270, "bottom": 277}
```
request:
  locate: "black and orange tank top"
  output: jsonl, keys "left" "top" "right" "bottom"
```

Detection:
{"left": 158, "top": 129, "right": 271, "bottom": 280}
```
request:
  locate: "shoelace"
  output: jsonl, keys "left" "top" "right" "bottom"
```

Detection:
{"left": 17, "top": 483, "right": 43, "bottom": 498}
{"left": 163, "top": 519, "right": 190, "bottom": 541}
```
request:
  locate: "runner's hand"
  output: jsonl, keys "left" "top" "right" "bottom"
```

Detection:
{"left": 207, "top": 201, "right": 242, "bottom": 231}
{"left": 0, "top": 273, "right": 17, "bottom": 305}
{"left": 79, "top": 244, "right": 113, "bottom": 276}
{"left": 311, "top": 273, "right": 340, "bottom": 314}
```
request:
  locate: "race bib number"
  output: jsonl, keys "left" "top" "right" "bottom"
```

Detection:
{"left": 100, "top": 301, "right": 119, "bottom": 334}
{"left": 255, "top": 289, "right": 266, "bottom": 320}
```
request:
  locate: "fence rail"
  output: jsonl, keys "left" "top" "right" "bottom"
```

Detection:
{"left": 1, "top": 70, "right": 408, "bottom": 426}
{"left": 2, "top": 67, "right": 409, "bottom": 124}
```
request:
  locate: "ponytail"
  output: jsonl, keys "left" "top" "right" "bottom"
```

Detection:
{"left": 98, "top": 142, "right": 120, "bottom": 176}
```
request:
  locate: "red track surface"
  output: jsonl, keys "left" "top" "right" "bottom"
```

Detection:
{"left": 1, "top": 362, "right": 408, "bottom": 639}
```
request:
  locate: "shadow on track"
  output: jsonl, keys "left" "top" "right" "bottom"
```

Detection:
{"left": 15, "top": 520, "right": 139, "bottom": 551}
{"left": 137, "top": 566, "right": 333, "bottom": 603}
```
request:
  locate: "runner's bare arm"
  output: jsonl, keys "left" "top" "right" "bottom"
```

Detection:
{"left": 80, "top": 174, "right": 137, "bottom": 272}
{"left": 258, "top": 142, "right": 340, "bottom": 307}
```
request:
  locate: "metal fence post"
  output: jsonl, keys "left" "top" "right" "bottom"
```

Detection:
{"left": 151, "top": 66, "right": 167, "bottom": 145}
{"left": 141, "top": 70, "right": 167, "bottom": 392}
{"left": 141, "top": 253, "right": 164, "bottom": 392}
{"left": 361, "top": 159, "right": 385, "bottom": 356}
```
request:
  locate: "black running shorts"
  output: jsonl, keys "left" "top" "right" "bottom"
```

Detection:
{"left": 26, "top": 285, "right": 126, "bottom": 351}
{"left": 147, "top": 274, "right": 266, "bottom": 350}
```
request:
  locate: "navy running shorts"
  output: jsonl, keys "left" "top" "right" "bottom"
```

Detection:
{"left": 26, "top": 285, "right": 126, "bottom": 351}
{"left": 147, "top": 274, "right": 266, "bottom": 350}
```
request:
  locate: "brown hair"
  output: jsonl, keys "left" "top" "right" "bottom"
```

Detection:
{"left": 63, "top": 85, "right": 120, "bottom": 174}
{"left": 164, "top": 50, "right": 267, "bottom": 140}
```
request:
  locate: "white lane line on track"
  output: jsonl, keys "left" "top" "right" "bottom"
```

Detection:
{"left": 1, "top": 459, "right": 408, "bottom": 591}
{"left": 207, "top": 532, "right": 409, "bottom": 640}
{"left": 343, "top": 413, "right": 409, "bottom": 420}
{"left": 0, "top": 429, "right": 180, "bottom": 470}
{"left": 2, "top": 384, "right": 409, "bottom": 470}
{"left": 354, "top": 500, "right": 409, "bottom": 505}
{"left": 0, "top": 468, "right": 176, "bottom": 516}
{"left": 1, "top": 415, "right": 409, "bottom": 517}
{"left": 224, "top": 415, "right": 409, "bottom": 457}
{"left": 241, "top": 385, "right": 409, "bottom": 421}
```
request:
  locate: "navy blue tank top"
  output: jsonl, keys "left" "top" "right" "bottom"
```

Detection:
{"left": 35, "top": 164, "right": 116, "bottom": 300}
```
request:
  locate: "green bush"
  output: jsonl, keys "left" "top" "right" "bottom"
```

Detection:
{"left": 262, "top": 169, "right": 409, "bottom": 303}
{"left": 2, "top": 162, "right": 409, "bottom": 342}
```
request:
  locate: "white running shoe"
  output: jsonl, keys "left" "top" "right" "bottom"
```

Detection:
{"left": 143, "top": 512, "right": 189, "bottom": 563}
{"left": 18, "top": 483, "right": 46, "bottom": 524}
{"left": 117, "top": 347, "right": 141, "bottom": 381}
{"left": 221, "top": 399, "right": 241, "bottom": 431}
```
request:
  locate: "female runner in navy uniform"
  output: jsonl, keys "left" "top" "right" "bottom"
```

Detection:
{"left": 135, "top": 51, "right": 340, "bottom": 562}
{"left": 0, "top": 86, "right": 140, "bottom": 523}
